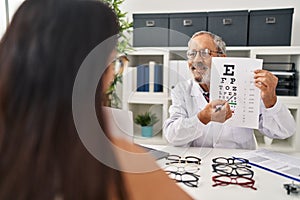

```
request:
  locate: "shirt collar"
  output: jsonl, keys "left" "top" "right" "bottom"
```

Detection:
{"left": 190, "top": 79, "right": 205, "bottom": 97}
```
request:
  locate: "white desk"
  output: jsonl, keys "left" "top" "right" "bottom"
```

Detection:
{"left": 146, "top": 145, "right": 300, "bottom": 200}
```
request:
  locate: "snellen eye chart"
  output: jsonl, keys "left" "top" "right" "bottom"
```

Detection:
{"left": 210, "top": 57, "right": 263, "bottom": 129}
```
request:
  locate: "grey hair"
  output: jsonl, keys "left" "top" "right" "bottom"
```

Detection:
{"left": 188, "top": 31, "right": 226, "bottom": 55}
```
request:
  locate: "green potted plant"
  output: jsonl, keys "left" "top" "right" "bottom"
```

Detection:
{"left": 102, "top": 0, "right": 133, "bottom": 54}
{"left": 102, "top": 0, "right": 133, "bottom": 108}
{"left": 134, "top": 111, "right": 159, "bottom": 137}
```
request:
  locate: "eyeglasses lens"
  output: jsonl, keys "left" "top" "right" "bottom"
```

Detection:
{"left": 187, "top": 49, "right": 211, "bottom": 60}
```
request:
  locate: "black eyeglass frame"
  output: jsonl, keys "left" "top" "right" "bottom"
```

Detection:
{"left": 166, "top": 171, "right": 201, "bottom": 188}
{"left": 164, "top": 162, "right": 200, "bottom": 174}
{"left": 212, "top": 157, "right": 250, "bottom": 166}
{"left": 212, "top": 163, "right": 254, "bottom": 178}
{"left": 166, "top": 154, "right": 201, "bottom": 165}
{"left": 186, "top": 48, "right": 223, "bottom": 60}
{"left": 164, "top": 154, "right": 201, "bottom": 188}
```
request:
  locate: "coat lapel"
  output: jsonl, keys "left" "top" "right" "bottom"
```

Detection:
{"left": 190, "top": 80, "right": 207, "bottom": 110}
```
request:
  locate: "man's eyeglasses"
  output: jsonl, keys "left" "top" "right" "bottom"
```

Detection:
{"left": 186, "top": 48, "right": 223, "bottom": 60}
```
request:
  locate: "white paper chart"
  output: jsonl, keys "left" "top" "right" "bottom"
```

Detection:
{"left": 235, "top": 149, "right": 300, "bottom": 182}
{"left": 210, "top": 57, "right": 263, "bottom": 129}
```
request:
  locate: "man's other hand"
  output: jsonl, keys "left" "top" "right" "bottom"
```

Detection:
{"left": 254, "top": 69, "right": 278, "bottom": 108}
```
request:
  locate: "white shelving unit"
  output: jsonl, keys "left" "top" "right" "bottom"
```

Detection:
{"left": 122, "top": 46, "right": 300, "bottom": 152}
{"left": 122, "top": 48, "right": 170, "bottom": 144}
{"left": 250, "top": 47, "right": 300, "bottom": 152}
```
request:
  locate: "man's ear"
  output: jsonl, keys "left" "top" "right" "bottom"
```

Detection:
{"left": 187, "top": 61, "right": 193, "bottom": 69}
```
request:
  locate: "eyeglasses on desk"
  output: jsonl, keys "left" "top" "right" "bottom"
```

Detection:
{"left": 163, "top": 155, "right": 202, "bottom": 187}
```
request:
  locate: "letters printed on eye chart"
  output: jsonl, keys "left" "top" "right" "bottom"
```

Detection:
{"left": 210, "top": 57, "right": 263, "bottom": 129}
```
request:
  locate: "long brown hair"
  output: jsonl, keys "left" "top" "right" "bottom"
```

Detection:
{"left": 0, "top": 0, "right": 127, "bottom": 199}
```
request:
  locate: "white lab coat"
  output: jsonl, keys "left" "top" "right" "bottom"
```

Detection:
{"left": 163, "top": 79, "right": 296, "bottom": 149}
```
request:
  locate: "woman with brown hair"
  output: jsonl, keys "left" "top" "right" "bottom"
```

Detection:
{"left": 0, "top": 0, "right": 191, "bottom": 199}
